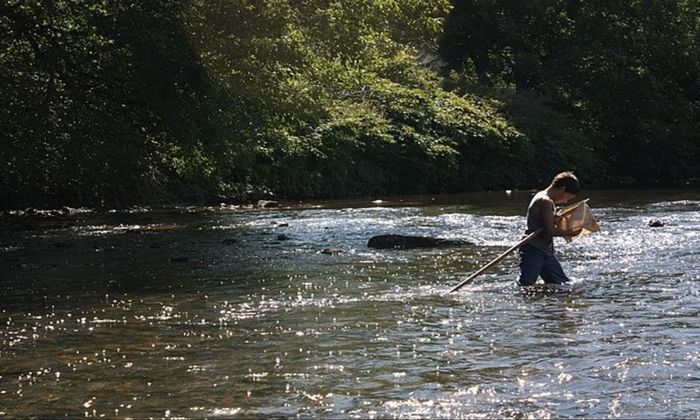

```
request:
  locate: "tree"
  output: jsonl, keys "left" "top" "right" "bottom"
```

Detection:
{"left": 439, "top": 0, "right": 700, "bottom": 183}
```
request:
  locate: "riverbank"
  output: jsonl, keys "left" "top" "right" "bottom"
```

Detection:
{"left": 3, "top": 180, "right": 699, "bottom": 216}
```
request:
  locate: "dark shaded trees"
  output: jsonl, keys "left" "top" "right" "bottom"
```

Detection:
{"left": 439, "top": 0, "right": 700, "bottom": 183}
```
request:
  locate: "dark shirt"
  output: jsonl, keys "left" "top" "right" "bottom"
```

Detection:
{"left": 525, "top": 190, "right": 555, "bottom": 256}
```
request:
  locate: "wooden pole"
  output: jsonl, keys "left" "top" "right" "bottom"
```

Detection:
{"left": 449, "top": 228, "right": 542, "bottom": 293}
{"left": 449, "top": 198, "right": 589, "bottom": 293}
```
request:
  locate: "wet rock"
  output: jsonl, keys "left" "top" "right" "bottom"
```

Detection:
{"left": 277, "top": 234, "right": 291, "bottom": 241}
{"left": 219, "top": 202, "right": 240, "bottom": 210}
{"left": 258, "top": 200, "right": 280, "bottom": 208}
{"left": 277, "top": 222, "right": 289, "bottom": 227}
{"left": 367, "top": 234, "right": 474, "bottom": 249}
{"left": 322, "top": 248, "right": 343, "bottom": 255}
{"left": 24, "top": 208, "right": 57, "bottom": 217}
{"left": 649, "top": 219, "right": 665, "bottom": 227}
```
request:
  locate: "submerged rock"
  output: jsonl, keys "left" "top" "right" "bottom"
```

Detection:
{"left": 367, "top": 234, "right": 473, "bottom": 249}
{"left": 322, "top": 248, "right": 343, "bottom": 255}
{"left": 649, "top": 219, "right": 665, "bottom": 227}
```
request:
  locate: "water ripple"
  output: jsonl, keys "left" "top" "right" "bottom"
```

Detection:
{"left": 1, "top": 190, "right": 700, "bottom": 417}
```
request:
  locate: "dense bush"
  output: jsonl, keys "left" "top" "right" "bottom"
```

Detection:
{"left": 1, "top": 0, "right": 698, "bottom": 208}
{"left": 440, "top": 0, "right": 700, "bottom": 184}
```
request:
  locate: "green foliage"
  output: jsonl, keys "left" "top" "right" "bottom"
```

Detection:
{"left": 0, "top": 0, "right": 698, "bottom": 209}
{"left": 439, "top": 0, "right": 700, "bottom": 183}
{"left": 0, "top": 0, "right": 257, "bottom": 206}
{"left": 261, "top": 77, "right": 523, "bottom": 197}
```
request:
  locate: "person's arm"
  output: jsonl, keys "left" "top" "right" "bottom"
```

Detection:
{"left": 538, "top": 200, "right": 582, "bottom": 237}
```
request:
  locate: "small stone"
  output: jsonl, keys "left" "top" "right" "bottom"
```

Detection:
{"left": 258, "top": 200, "right": 280, "bottom": 208}
{"left": 649, "top": 220, "right": 664, "bottom": 227}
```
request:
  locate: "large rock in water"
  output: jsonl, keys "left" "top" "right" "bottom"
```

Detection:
{"left": 367, "top": 234, "right": 473, "bottom": 249}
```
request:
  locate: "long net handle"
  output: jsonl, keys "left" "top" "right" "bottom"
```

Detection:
{"left": 449, "top": 229, "right": 542, "bottom": 293}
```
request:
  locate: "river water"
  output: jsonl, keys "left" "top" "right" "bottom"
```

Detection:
{"left": 1, "top": 189, "right": 700, "bottom": 418}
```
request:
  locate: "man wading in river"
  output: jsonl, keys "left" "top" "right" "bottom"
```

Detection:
{"left": 518, "top": 172, "right": 583, "bottom": 286}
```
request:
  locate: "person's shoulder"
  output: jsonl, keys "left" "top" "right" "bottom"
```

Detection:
{"left": 532, "top": 190, "right": 553, "bottom": 203}
{"left": 531, "top": 191, "right": 554, "bottom": 209}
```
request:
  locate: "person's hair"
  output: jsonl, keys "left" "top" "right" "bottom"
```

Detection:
{"left": 550, "top": 171, "right": 580, "bottom": 194}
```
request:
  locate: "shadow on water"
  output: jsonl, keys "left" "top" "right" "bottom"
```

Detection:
{"left": 1, "top": 189, "right": 700, "bottom": 417}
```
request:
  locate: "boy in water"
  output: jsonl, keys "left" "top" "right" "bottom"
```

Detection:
{"left": 518, "top": 171, "right": 582, "bottom": 286}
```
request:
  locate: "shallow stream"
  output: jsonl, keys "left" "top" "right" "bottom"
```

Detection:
{"left": 2, "top": 189, "right": 700, "bottom": 417}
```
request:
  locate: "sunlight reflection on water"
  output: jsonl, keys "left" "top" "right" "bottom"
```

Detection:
{"left": 1, "top": 191, "right": 700, "bottom": 417}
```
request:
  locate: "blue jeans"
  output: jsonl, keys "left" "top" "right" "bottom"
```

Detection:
{"left": 518, "top": 244, "right": 570, "bottom": 286}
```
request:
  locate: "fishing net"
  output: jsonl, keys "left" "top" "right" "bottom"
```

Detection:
{"left": 558, "top": 202, "right": 600, "bottom": 243}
